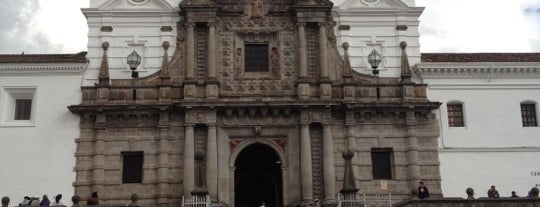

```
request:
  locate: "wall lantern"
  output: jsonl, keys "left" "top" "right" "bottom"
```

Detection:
{"left": 367, "top": 49, "right": 382, "bottom": 76}
{"left": 127, "top": 50, "right": 141, "bottom": 78}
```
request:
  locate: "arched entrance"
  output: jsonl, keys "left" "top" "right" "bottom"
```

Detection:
{"left": 235, "top": 143, "right": 283, "bottom": 207}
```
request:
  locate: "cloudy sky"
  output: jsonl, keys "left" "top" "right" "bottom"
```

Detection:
{"left": 0, "top": 0, "right": 539, "bottom": 54}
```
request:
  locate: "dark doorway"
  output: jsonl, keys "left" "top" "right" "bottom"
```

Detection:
{"left": 235, "top": 143, "right": 282, "bottom": 207}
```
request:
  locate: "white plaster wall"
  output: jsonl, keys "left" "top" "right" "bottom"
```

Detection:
{"left": 439, "top": 151, "right": 540, "bottom": 198}
{"left": 422, "top": 75, "right": 540, "bottom": 197}
{"left": 428, "top": 79, "right": 540, "bottom": 148}
{"left": 0, "top": 75, "right": 82, "bottom": 204}
{"left": 333, "top": 0, "right": 422, "bottom": 77}
{"left": 83, "top": 0, "right": 180, "bottom": 86}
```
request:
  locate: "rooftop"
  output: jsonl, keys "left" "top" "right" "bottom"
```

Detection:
{"left": 421, "top": 53, "right": 540, "bottom": 62}
{"left": 0, "top": 52, "right": 88, "bottom": 63}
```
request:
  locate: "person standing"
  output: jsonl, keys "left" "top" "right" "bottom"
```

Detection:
{"left": 418, "top": 181, "right": 429, "bottom": 199}
{"left": 50, "top": 194, "right": 64, "bottom": 206}
{"left": 487, "top": 185, "right": 500, "bottom": 198}
{"left": 86, "top": 192, "right": 99, "bottom": 205}
{"left": 39, "top": 195, "right": 50, "bottom": 206}
{"left": 511, "top": 191, "right": 519, "bottom": 198}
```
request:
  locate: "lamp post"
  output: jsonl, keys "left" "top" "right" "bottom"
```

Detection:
{"left": 367, "top": 49, "right": 382, "bottom": 99}
{"left": 127, "top": 50, "right": 141, "bottom": 78}
{"left": 367, "top": 49, "right": 382, "bottom": 76}
{"left": 127, "top": 50, "right": 141, "bottom": 100}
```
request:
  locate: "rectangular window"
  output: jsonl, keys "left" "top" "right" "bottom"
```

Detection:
{"left": 244, "top": 44, "right": 269, "bottom": 72}
{"left": 521, "top": 103, "right": 538, "bottom": 127}
{"left": 122, "top": 151, "right": 144, "bottom": 183}
{"left": 14, "top": 99, "right": 32, "bottom": 120}
{"left": 447, "top": 104, "right": 464, "bottom": 127}
{"left": 371, "top": 148, "right": 393, "bottom": 180}
{"left": 1, "top": 87, "right": 36, "bottom": 125}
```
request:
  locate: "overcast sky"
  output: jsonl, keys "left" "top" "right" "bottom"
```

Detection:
{"left": 0, "top": 0, "right": 539, "bottom": 54}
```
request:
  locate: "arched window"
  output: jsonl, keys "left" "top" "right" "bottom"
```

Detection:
{"left": 520, "top": 101, "right": 538, "bottom": 127}
{"left": 447, "top": 101, "right": 465, "bottom": 127}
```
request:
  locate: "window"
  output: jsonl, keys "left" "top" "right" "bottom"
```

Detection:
{"left": 1, "top": 87, "right": 36, "bottom": 125}
{"left": 521, "top": 103, "right": 538, "bottom": 127}
{"left": 122, "top": 151, "right": 144, "bottom": 183}
{"left": 371, "top": 148, "right": 393, "bottom": 180}
{"left": 244, "top": 44, "right": 269, "bottom": 72}
{"left": 14, "top": 99, "right": 32, "bottom": 120}
{"left": 447, "top": 103, "right": 464, "bottom": 127}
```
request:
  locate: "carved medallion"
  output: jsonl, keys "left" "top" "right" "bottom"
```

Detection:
{"left": 128, "top": 0, "right": 147, "bottom": 5}
{"left": 361, "top": 0, "right": 380, "bottom": 4}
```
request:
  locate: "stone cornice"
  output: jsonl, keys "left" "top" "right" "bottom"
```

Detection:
{"left": 332, "top": 7, "right": 423, "bottom": 17}
{"left": 414, "top": 62, "right": 540, "bottom": 79}
{"left": 0, "top": 63, "right": 88, "bottom": 76}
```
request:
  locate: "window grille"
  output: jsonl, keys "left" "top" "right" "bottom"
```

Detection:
{"left": 14, "top": 99, "right": 32, "bottom": 120}
{"left": 371, "top": 149, "right": 393, "bottom": 180}
{"left": 447, "top": 103, "right": 464, "bottom": 127}
{"left": 122, "top": 151, "right": 144, "bottom": 183}
{"left": 521, "top": 103, "right": 538, "bottom": 127}
{"left": 245, "top": 44, "right": 269, "bottom": 72}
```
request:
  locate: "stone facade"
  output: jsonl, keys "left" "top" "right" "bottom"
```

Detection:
{"left": 69, "top": 0, "right": 441, "bottom": 206}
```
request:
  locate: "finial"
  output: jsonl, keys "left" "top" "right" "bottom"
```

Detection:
{"left": 102, "top": 42, "right": 109, "bottom": 50}
{"left": 98, "top": 42, "right": 110, "bottom": 86}
{"left": 400, "top": 41, "right": 411, "bottom": 83}
{"left": 162, "top": 41, "right": 170, "bottom": 50}
{"left": 400, "top": 41, "right": 407, "bottom": 49}
{"left": 342, "top": 42, "right": 349, "bottom": 50}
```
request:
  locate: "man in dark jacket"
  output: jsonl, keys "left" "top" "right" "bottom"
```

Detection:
{"left": 418, "top": 182, "right": 430, "bottom": 199}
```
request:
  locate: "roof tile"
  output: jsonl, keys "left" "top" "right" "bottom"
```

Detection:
{"left": 0, "top": 52, "right": 88, "bottom": 63}
{"left": 421, "top": 53, "right": 540, "bottom": 62}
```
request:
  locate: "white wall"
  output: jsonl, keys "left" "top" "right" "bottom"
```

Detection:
{"left": 83, "top": 0, "right": 180, "bottom": 85}
{"left": 440, "top": 151, "right": 540, "bottom": 198}
{"left": 417, "top": 65, "right": 540, "bottom": 198}
{"left": 332, "top": 0, "right": 423, "bottom": 77}
{"left": 0, "top": 74, "right": 83, "bottom": 204}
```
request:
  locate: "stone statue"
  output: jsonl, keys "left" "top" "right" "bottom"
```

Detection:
{"left": 251, "top": 0, "right": 263, "bottom": 17}
{"left": 270, "top": 47, "right": 279, "bottom": 74}
{"left": 235, "top": 48, "right": 243, "bottom": 76}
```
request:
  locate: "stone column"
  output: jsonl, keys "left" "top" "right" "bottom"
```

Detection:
{"left": 405, "top": 111, "right": 421, "bottom": 191}
{"left": 206, "top": 23, "right": 219, "bottom": 99}
{"left": 297, "top": 22, "right": 310, "bottom": 100}
{"left": 318, "top": 23, "right": 332, "bottom": 99}
{"left": 345, "top": 111, "right": 357, "bottom": 149}
{"left": 346, "top": 126, "right": 356, "bottom": 150}
{"left": 93, "top": 137, "right": 105, "bottom": 194}
{"left": 183, "top": 124, "right": 195, "bottom": 196}
{"left": 156, "top": 111, "right": 171, "bottom": 205}
{"left": 206, "top": 124, "right": 218, "bottom": 200}
{"left": 297, "top": 22, "right": 308, "bottom": 78}
{"left": 319, "top": 23, "right": 328, "bottom": 79}
{"left": 185, "top": 23, "right": 195, "bottom": 80}
{"left": 207, "top": 23, "right": 217, "bottom": 79}
{"left": 300, "top": 124, "right": 314, "bottom": 200}
{"left": 322, "top": 124, "right": 336, "bottom": 205}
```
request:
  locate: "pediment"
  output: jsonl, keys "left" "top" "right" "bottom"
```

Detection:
{"left": 336, "top": 0, "right": 409, "bottom": 9}
{"left": 99, "top": 0, "right": 175, "bottom": 11}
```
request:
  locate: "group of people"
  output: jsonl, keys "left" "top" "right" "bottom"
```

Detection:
{"left": 488, "top": 185, "right": 538, "bottom": 199}
{"left": 18, "top": 192, "right": 99, "bottom": 206}
{"left": 19, "top": 194, "right": 64, "bottom": 206}
{"left": 417, "top": 182, "right": 538, "bottom": 199}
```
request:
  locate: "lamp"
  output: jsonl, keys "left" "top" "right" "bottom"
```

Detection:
{"left": 367, "top": 49, "right": 382, "bottom": 76}
{"left": 127, "top": 50, "right": 141, "bottom": 78}
{"left": 127, "top": 50, "right": 141, "bottom": 101}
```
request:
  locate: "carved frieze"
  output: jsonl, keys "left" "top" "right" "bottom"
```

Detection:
{"left": 220, "top": 107, "right": 295, "bottom": 126}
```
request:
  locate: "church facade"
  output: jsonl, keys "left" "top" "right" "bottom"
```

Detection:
{"left": 68, "top": 0, "right": 441, "bottom": 206}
